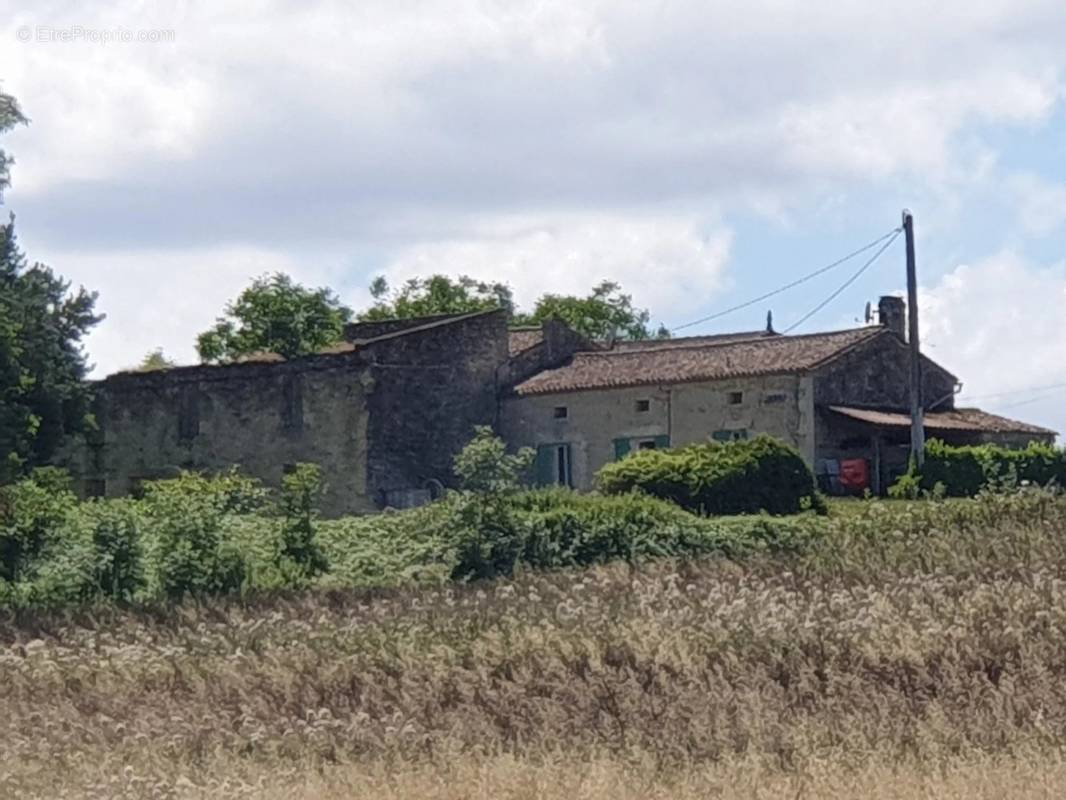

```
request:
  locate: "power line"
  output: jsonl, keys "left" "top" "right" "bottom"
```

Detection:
{"left": 669, "top": 226, "right": 903, "bottom": 333}
{"left": 990, "top": 386, "right": 1066, "bottom": 411}
{"left": 782, "top": 228, "right": 903, "bottom": 334}
{"left": 958, "top": 380, "right": 1066, "bottom": 404}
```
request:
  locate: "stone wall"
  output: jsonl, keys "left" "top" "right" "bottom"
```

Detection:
{"left": 56, "top": 310, "right": 514, "bottom": 516}
{"left": 813, "top": 331, "right": 958, "bottom": 410}
{"left": 344, "top": 312, "right": 470, "bottom": 342}
{"left": 363, "top": 310, "right": 510, "bottom": 504}
{"left": 61, "top": 353, "right": 375, "bottom": 516}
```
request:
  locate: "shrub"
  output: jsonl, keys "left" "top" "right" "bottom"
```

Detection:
{"left": 82, "top": 499, "right": 146, "bottom": 601}
{"left": 596, "top": 435, "right": 824, "bottom": 516}
{"left": 895, "top": 439, "right": 1066, "bottom": 498}
{"left": 0, "top": 467, "right": 79, "bottom": 582}
{"left": 278, "top": 463, "right": 329, "bottom": 581}
{"left": 449, "top": 428, "right": 536, "bottom": 581}
{"left": 141, "top": 472, "right": 252, "bottom": 600}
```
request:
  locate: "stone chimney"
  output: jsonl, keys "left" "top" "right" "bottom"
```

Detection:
{"left": 878, "top": 295, "right": 906, "bottom": 340}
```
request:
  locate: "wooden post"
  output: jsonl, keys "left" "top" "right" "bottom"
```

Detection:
{"left": 903, "top": 210, "right": 925, "bottom": 468}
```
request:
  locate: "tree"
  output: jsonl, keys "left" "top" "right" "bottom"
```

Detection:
{"left": 196, "top": 273, "right": 353, "bottom": 363}
{"left": 0, "top": 217, "right": 102, "bottom": 481}
{"left": 514, "top": 280, "right": 667, "bottom": 341}
{"left": 357, "top": 274, "right": 664, "bottom": 341}
{"left": 135, "top": 348, "right": 176, "bottom": 372}
{"left": 0, "top": 89, "right": 26, "bottom": 200}
{"left": 454, "top": 425, "right": 534, "bottom": 494}
{"left": 2, "top": 91, "right": 105, "bottom": 481}
{"left": 359, "top": 275, "right": 515, "bottom": 320}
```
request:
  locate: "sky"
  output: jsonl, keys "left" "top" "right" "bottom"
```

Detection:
{"left": 1, "top": 0, "right": 1065, "bottom": 435}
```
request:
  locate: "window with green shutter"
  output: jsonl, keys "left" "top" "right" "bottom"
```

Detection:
{"left": 613, "top": 438, "right": 631, "bottom": 460}
{"left": 535, "top": 443, "right": 573, "bottom": 486}
{"left": 535, "top": 445, "right": 555, "bottom": 485}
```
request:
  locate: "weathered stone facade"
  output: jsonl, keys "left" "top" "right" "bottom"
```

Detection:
{"left": 361, "top": 310, "right": 510, "bottom": 508}
{"left": 500, "top": 374, "right": 813, "bottom": 491}
{"left": 57, "top": 353, "right": 375, "bottom": 515}
{"left": 57, "top": 310, "right": 534, "bottom": 516}
{"left": 812, "top": 329, "right": 958, "bottom": 411}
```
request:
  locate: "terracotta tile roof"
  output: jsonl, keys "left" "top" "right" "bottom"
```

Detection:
{"left": 508, "top": 327, "right": 544, "bottom": 356}
{"left": 827, "top": 405, "right": 1058, "bottom": 436}
{"left": 607, "top": 331, "right": 775, "bottom": 352}
{"left": 513, "top": 327, "right": 883, "bottom": 395}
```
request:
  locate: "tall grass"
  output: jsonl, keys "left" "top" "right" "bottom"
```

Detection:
{"left": 2, "top": 490, "right": 1066, "bottom": 797}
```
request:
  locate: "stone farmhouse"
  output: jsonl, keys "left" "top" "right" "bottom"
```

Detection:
{"left": 57, "top": 296, "right": 1055, "bottom": 515}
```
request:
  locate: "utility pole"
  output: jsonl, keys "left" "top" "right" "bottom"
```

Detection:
{"left": 903, "top": 210, "right": 925, "bottom": 468}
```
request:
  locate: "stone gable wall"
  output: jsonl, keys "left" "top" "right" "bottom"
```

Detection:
{"left": 364, "top": 310, "right": 510, "bottom": 503}
{"left": 813, "top": 332, "right": 958, "bottom": 410}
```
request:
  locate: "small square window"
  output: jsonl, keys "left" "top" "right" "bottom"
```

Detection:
{"left": 553, "top": 406, "right": 569, "bottom": 419}
{"left": 635, "top": 399, "right": 650, "bottom": 413}
{"left": 728, "top": 391, "right": 744, "bottom": 405}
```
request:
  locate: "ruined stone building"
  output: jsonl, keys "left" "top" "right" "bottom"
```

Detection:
{"left": 57, "top": 296, "right": 1055, "bottom": 513}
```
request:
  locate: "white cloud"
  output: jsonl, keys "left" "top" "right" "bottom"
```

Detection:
{"left": 1007, "top": 173, "right": 1066, "bottom": 235}
{"left": 1, "top": 0, "right": 1063, "bottom": 211}
{"left": 921, "top": 252, "right": 1066, "bottom": 434}
{"left": 376, "top": 214, "right": 732, "bottom": 324}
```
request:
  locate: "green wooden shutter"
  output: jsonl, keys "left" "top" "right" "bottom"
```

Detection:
{"left": 562, "top": 443, "right": 573, "bottom": 487}
{"left": 535, "top": 445, "right": 555, "bottom": 486}
{"left": 613, "top": 438, "right": 631, "bottom": 460}
{"left": 654, "top": 434, "right": 670, "bottom": 449}
{"left": 712, "top": 430, "right": 730, "bottom": 442}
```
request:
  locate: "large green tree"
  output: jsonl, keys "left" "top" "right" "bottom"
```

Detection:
{"left": 0, "top": 220, "right": 102, "bottom": 481}
{"left": 196, "top": 273, "right": 353, "bottom": 362}
{"left": 359, "top": 274, "right": 664, "bottom": 341}
{"left": 514, "top": 280, "right": 667, "bottom": 340}
{"left": 359, "top": 274, "right": 515, "bottom": 321}
{"left": 0, "top": 93, "right": 102, "bottom": 481}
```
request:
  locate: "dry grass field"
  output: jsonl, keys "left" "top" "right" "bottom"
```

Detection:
{"left": 4, "top": 492, "right": 1066, "bottom": 798}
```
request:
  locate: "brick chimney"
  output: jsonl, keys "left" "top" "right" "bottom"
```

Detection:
{"left": 878, "top": 295, "right": 906, "bottom": 340}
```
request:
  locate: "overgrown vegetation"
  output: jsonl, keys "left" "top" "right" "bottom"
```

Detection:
{"left": 0, "top": 430, "right": 838, "bottom": 608}
{"left": 597, "top": 434, "right": 826, "bottom": 516}
{"left": 891, "top": 438, "right": 1066, "bottom": 498}
{"left": 4, "top": 488, "right": 1066, "bottom": 798}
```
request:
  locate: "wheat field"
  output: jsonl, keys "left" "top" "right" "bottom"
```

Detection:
{"left": 4, "top": 494, "right": 1066, "bottom": 798}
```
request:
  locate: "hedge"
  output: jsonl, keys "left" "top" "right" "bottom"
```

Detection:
{"left": 901, "top": 439, "right": 1066, "bottom": 497}
{"left": 595, "top": 435, "right": 825, "bottom": 516}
